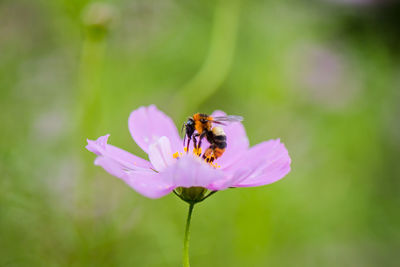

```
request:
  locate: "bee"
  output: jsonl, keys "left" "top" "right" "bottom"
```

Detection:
{"left": 202, "top": 126, "right": 227, "bottom": 163}
{"left": 182, "top": 113, "right": 243, "bottom": 153}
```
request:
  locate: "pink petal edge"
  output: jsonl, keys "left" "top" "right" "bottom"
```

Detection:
{"left": 229, "top": 139, "right": 291, "bottom": 187}
{"left": 124, "top": 170, "right": 175, "bottom": 199}
{"left": 86, "top": 135, "right": 152, "bottom": 177}
{"left": 128, "top": 105, "right": 182, "bottom": 154}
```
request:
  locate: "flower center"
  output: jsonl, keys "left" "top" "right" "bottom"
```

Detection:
{"left": 173, "top": 147, "right": 221, "bottom": 169}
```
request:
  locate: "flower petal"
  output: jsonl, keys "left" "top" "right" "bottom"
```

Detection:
{"left": 160, "top": 154, "right": 225, "bottom": 189}
{"left": 209, "top": 167, "right": 251, "bottom": 190}
{"left": 148, "top": 136, "right": 176, "bottom": 172}
{"left": 208, "top": 110, "right": 249, "bottom": 168}
{"left": 87, "top": 136, "right": 174, "bottom": 198}
{"left": 94, "top": 156, "right": 126, "bottom": 179}
{"left": 86, "top": 135, "right": 152, "bottom": 178}
{"left": 124, "top": 170, "right": 174, "bottom": 199}
{"left": 226, "top": 139, "right": 291, "bottom": 187}
{"left": 128, "top": 105, "right": 182, "bottom": 154}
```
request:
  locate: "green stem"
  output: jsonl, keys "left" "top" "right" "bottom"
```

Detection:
{"left": 172, "top": 0, "right": 241, "bottom": 116}
{"left": 75, "top": 22, "right": 108, "bottom": 221}
{"left": 183, "top": 203, "right": 195, "bottom": 267}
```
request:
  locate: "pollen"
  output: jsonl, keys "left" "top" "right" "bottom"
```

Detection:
{"left": 193, "top": 147, "right": 202, "bottom": 156}
{"left": 210, "top": 162, "right": 220, "bottom": 168}
{"left": 172, "top": 147, "right": 220, "bottom": 168}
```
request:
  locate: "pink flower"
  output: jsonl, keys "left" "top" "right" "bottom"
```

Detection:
{"left": 86, "top": 105, "right": 291, "bottom": 199}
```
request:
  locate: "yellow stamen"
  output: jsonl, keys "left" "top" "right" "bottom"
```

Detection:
{"left": 193, "top": 147, "right": 202, "bottom": 156}
{"left": 172, "top": 147, "right": 220, "bottom": 168}
{"left": 210, "top": 162, "right": 220, "bottom": 168}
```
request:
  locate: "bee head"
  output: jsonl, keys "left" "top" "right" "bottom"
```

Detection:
{"left": 184, "top": 118, "right": 195, "bottom": 138}
{"left": 182, "top": 118, "right": 195, "bottom": 147}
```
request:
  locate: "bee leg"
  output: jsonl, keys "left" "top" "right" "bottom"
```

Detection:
{"left": 197, "top": 138, "right": 202, "bottom": 149}
{"left": 186, "top": 136, "right": 191, "bottom": 152}
{"left": 197, "top": 132, "right": 206, "bottom": 149}
{"left": 202, "top": 147, "right": 212, "bottom": 162}
{"left": 192, "top": 135, "right": 198, "bottom": 150}
{"left": 203, "top": 155, "right": 210, "bottom": 163}
{"left": 192, "top": 133, "right": 201, "bottom": 148}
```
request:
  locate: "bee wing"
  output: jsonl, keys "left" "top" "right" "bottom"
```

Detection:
{"left": 211, "top": 115, "right": 243, "bottom": 126}
{"left": 212, "top": 115, "right": 243, "bottom": 124}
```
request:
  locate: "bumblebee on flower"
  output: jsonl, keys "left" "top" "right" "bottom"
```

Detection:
{"left": 86, "top": 105, "right": 291, "bottom": 200}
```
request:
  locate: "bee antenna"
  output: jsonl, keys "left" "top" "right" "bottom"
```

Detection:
{"left": 181, "top": 122, "right": 186, "bottom": 135}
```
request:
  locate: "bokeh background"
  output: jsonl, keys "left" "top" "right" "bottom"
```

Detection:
{"left": 1, "top": 0, "right": 399, "bottom": 266}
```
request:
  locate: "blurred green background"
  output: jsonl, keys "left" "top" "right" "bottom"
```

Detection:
{"left": 1, "top": 0, "right": 399, "bottom": 266}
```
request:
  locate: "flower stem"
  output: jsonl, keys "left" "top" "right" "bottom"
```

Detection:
{"left": 183, "top": 202, "right": 195, "bottom": 267}
{"left": 171, "top": 0, "right": 241, "bottom": 116}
